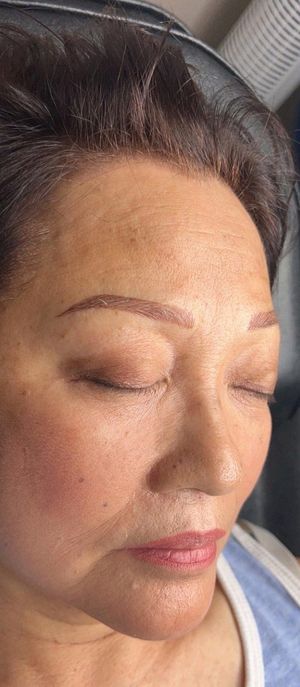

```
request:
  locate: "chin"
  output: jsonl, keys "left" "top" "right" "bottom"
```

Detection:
{"left": 74, "top": 564, "right": 217, "bottom": 642}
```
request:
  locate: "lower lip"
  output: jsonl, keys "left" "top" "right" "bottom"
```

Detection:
{"left": 126, "top": 542, "right": 217, "bottom": 572}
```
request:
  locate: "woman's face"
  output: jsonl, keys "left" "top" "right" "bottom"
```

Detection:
{"left": 0, "top": 157, "right": 280, "bottom": 642}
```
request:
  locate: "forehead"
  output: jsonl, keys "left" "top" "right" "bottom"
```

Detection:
{"left": 34, "top": 157, "right": 271, "bottom": 324}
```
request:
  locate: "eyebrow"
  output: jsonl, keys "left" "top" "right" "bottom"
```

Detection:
{"left": 57, "top": 293, "right": 279, "bottom": 332}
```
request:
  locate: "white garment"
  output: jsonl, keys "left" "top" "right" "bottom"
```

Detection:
{"left": 216, "top": 519, "right": 300, "bottom": 687}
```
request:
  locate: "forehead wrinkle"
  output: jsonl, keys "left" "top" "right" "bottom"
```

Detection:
{"left": 105, "top": 205, "right": 258, "bottom": 245}
{"left": 92, "top": 220, "right": 255, "bottom": 251}
{"left": 47, "top": 172, "right": 258, "bottom": 248}
{"left": 47, "top": 213, "right": 264, "bottom": 289}
{"left": 44, "top": 170, "right": 265, "bottom": 283}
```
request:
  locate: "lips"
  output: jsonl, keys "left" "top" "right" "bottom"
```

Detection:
{"left": 127, "top": 529, "right": 226, "bottom": 550}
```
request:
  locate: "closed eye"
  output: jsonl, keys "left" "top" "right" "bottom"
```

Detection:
{"left": 232, "top": 386, "right": 277, "bottom": 405}
{"left": 81, "top": 376, "right": 163, "bottom": 397}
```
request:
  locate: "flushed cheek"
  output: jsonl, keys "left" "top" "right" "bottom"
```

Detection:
{"left": 0, "top": 396, "right": 151, "bottom": 593}
{"left": 0, "top": 402, "right": 143, "bottom": 538}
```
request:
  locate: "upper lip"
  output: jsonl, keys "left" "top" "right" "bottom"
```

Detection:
{"left": 126, "top": 529, "right": 226, "bottom": 550}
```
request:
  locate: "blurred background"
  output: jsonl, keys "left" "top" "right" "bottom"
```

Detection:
{"left": 139, "top": 0, "right": 300, "bottom": 175}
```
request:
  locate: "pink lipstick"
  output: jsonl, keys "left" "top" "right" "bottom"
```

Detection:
{"left": 125, "top": 529, "right": 225, "bottom": 573}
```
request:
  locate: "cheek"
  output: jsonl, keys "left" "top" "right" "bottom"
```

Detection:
{"left": 236, "top": 410, "right": 273, "bottom": 505}
{"left": 0, "top": 389, "right": 155, "bottom": 592}
{"left": 0, "top": 396, "right": 146, "bottom": 535}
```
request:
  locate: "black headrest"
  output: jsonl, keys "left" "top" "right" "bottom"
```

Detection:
{"left": 0, "top": 0, "right": 299, "bottom": 424}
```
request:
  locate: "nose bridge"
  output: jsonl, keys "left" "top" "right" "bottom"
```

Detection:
{"left": 149, "top": 389, "right": 243, "bottom": 496}
{"left": 187, "top": 402, "right": 243, "bottom": 493}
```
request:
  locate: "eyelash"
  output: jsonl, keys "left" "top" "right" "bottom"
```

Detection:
{"left": 83, "top": 377, "right": 277, "bottom": 405}
{"left": 233, "top": 387, "right": 277, "bottom": 406}
{"left": 82, "top": 376, "right": 163, "bottom": 397}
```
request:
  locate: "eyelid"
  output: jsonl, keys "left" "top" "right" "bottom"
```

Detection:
{"left": 225, "top": 363, "right": 278, "bottom": 390}
{"left": 79, "top": 369, "right": 161, "bottom": 388}
{"left": 80, "top": 375, "right": 275, "bottom": 403}
{"left": 232, "top": 385, "right": 276, "bottom": 402}
{"left": 84, "top": 374, "right": 150, "bottom": 391}
{"left": 79, "top": 376, "right": 166, "bottom": 400}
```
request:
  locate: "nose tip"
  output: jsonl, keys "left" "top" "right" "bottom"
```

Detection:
{"left": 215, "top": 454, "right": 243, "bottom": 488}
{"left": 148, "top": 447, "right": 243, "bottom": 497}
{"left": 200, "top": 440, "right": 244, "bottom": 494}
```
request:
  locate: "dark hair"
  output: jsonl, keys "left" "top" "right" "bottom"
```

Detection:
{"left": 0, "top": 14, "right": 298, "bottom": 302}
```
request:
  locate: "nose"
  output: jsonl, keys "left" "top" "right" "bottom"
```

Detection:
{"left": 148, "top": 394, "right": 243, "bottom": 496}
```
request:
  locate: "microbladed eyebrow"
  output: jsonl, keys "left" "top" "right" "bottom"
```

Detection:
{"left": 57, "top": 293, "right": 279, "bottom": 332}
